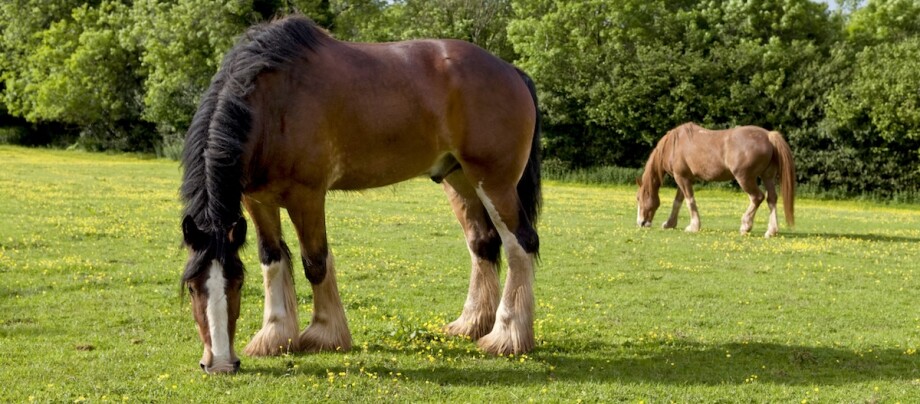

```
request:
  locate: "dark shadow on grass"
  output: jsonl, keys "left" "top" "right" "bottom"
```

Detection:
{"left": 244, "top": 339, "right": 920, "bottom": 386}
{"left": 528, "top": 340, "right": 920, "bottom": 386}
{"left": 0, "top": 317, "right": 46, "bottom": 338}
{"left": 780, "top": 232, "right": 920, "bottom": 243}
{"left": 494, "top": 340, "right": 912, "bottom": 385}
{"left": 0, "top": 285, "right": 54, "bottom": 299}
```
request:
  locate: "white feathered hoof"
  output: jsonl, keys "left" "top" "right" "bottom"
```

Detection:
{"left": 476, "top": 318, "right": 534, "bottom": 355}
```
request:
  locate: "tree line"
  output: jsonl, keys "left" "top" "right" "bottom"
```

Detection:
{"left": 1, "top": 0, "right": 918, "bottom": 198}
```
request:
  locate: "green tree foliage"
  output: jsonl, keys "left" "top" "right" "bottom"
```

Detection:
{"left": 0, "top": 0, "right": 85, "bottom": 123}
{"left": 809, "top": 37, "right": 920, "bottom": 195}
{"left": 509, "top": 0, "right": 839, "bottom": 167}
{"left": 2, "top": 1, "right": 154, "bottom": 150}
{"left": 325, "top": 0, "right": 392, "bottom": 41}
{"left": 0, "top": 0, "right": 916, "bottom": 197}
{"left": 785, "top": 0, "right": 920, "bottom": 197}
{"left": 385, "top": 0, "right": 516, "bottom": 61}
{"left": 134, "top": 0, "right": 253, "bottom": 144}
{"left": 832, "top": 38, "right": 920, "bottom": 145}
{"left": 330, "top": 0, "right": 515, "bottom": 60}
{"left": 846, "top": 0, "right": 920, "bottom": 45}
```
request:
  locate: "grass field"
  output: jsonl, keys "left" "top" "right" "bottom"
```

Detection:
{"left": 1, "top": 145, "right": 919, "bottom": 402}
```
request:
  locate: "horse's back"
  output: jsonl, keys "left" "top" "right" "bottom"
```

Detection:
{"left": 671, "top": 124, "right": 775, "bottom": 181}
{"left": 243, "top": 35, "right": 534, "bottom": 192}
{"left": 670, "top": 125, "right": 733, "bottom": 180}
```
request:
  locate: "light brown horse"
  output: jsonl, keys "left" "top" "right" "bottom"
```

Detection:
{"left": 636, "top": 122, "right": 794, "bottom": 237}
{"left": 179, "top": 16, "right": 541, "bottom": 374}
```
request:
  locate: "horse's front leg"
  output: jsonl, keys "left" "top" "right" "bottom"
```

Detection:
{"left": 286, "top": 190, "right": 352, "bottom": 353}
{"left": 674, "top": 177, "right": 700, "bottom": 232}
{"left": 243, "top": 196, "right": 300, "bottom": 356}
{"left": 662, "top": 188, "right": 684, "bottom": 229}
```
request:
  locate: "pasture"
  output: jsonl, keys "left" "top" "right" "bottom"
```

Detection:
{"left": 1, "top": 145, "right": 919, "bottom": 402}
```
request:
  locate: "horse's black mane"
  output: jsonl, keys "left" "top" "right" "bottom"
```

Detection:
{"left": 180, "top": 16, "right": 325, "bottom": 235}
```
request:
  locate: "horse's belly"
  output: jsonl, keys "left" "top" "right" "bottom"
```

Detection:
{"left": 325, "top": 112, "right": 447, "bottom": 190}
{"left": 684, "top": 163, "right": 733, "bottom": 182}
{"left": 328, "top": 149, "right": 441, "bottom": 190}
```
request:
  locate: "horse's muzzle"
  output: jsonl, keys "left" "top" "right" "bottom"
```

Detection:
{"left": 201, "top": 359, "right": 241, "bottom": 374}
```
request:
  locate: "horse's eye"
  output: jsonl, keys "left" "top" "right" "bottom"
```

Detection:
{"left": 188, "top": 285, "right": 195, "bottom": 294}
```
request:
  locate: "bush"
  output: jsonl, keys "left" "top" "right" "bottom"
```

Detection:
{"left": 154, "top": 134, "right": 184, "bottom": 160}
{"left": 543, "top": 161, "right": 643, "bottom": 186}
{"left": 0, "top": 126, "right": 27, "bottom": 144}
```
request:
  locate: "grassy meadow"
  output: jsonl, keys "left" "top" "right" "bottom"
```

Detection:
{"left": 1, "top": 145, "right": 919, "bottom": 402}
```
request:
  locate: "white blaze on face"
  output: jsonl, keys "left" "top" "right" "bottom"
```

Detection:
{"left": 205, "top": 260, "right": 231, "bottom": 363}
{"left": 637, "top": 204, "right": 643, "bottom": 226}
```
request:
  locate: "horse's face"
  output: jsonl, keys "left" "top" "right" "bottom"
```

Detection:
{"left": 181, "top": 215, "right": 246, "bottom": 374}
{"left": 636, "top": 180, "right": 659, "bottom": 227}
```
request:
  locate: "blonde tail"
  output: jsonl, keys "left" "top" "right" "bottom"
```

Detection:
{"left": 767, "top": 131, "right": 795, "bottom": 227}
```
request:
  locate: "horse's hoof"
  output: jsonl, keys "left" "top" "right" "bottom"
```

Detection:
{"left": 201, "top": 360, "right": 240, "bottom": 374}
{"left": 444, "top": 316, "right": 493, "bottom": 341}
{"left": 244, "top": 321, "right": 299, "bottom": 357}
{"left": 477, "top": 329, "right": 534, "bottom": 356}
{"left": 298, "top": 324, "right": 352, "bottom": 353}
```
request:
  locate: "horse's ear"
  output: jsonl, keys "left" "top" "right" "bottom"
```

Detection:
{"left": 228, "top": 217, "right": 247, "bottom": 248}
{"left": 182, "top": 215, "right": 207, "bottom": 249}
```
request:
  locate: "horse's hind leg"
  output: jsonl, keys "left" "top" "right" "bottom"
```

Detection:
{"left": 243, "top": 196, "right": 300, "bottom": 356}
{"left": 468, "top": 178, "right": 537, "bottom": 355}
{"left": 441, "top": 172, "right": 501, "bottom": 340}
{"left": 286, "top": 189, "right": 352, "bottom": 352}
{"left": 662, "top": 188, "right": 685, "bottom": 229}
{"left": 737, "top": 175, "right": 765, "bottom": 235}
{"left": 762, "top": 176, "right": 779, "bottom": 238}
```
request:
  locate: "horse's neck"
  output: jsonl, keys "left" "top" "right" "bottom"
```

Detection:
{"left": 657, "top": 133, "right": 676, "bottom": 175}
{"left": 643, "top": 151, "right": 664, "bottom": 189}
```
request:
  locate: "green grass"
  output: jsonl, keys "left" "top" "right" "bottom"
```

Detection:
{"left": 1, "top": 145, "right": 919, "bottom": 402}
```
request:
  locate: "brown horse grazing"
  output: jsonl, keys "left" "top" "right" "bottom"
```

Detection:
{"left": 179, "top": 16, "right": 541, "bottom": 374}
{"left": 636, "top": 122, "right": 795, "bottom": 237}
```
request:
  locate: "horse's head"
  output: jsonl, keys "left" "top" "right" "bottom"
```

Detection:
{"left": 181, "top": 215, "right": 247, "bottom": 374}
{"left": 635, "top": 177, "right": 659, "bottom": 227}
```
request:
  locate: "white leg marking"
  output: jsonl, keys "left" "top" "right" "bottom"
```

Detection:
{"left": 685, "top": 198, "right": 700, "bottom": 232}
{"left": 474, "top": 185, "right": 535, "bottom": 355}
{"left": 765, "top": 201, "right": 779, "bottom": 238}
{"left": 205, "top": 260, "right": 231, "bottom": 364}
{"left": 246, "top": 258, "right": 300, "bottom": 356}
{"left": 475, "top": 185, "right": 510, "bottom": 235}
{"left": 264, "top": 262, "right": 289, "bottom": 323}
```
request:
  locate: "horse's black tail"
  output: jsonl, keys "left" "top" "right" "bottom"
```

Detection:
{"left": 516, "top": 70, "right": 542, "bottom": 250}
